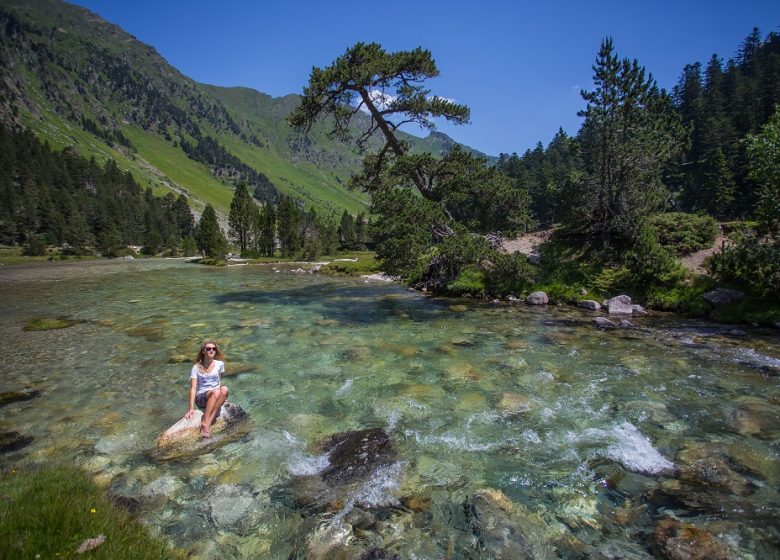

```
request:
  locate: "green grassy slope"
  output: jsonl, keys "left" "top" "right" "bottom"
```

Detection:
{"left": 0, "top": 0, "right": 488, "bottom": 220}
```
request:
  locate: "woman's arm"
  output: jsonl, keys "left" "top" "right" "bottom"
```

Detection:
{"left": 185, "top": 377, "right": 197, "bottom": 419}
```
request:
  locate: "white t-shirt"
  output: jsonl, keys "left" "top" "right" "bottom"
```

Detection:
{"left": 190, "top": 360, "right": 224, "bottom": 395}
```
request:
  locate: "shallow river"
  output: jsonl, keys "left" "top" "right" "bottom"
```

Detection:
{"left": 1, "top": 259, "right": 778, "bottom": 559}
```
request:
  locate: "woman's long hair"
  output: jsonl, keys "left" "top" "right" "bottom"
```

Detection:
{"left": 194, "top": 340, "right": 224, "bottom": 369}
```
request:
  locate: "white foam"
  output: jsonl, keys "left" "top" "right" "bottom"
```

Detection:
{"left": 385, "top": 409, "right": 401, "bottom": 431}
{"left": 287, "top": 452, "right": 331, "bottom": 476}
{"left": 351, "top": 462, "right": 402, "bottom": 507}
{"left": 332, "top": 462, "right": 403, "bottom": 524}
{"left": 577, "top": 422, "right": 674, "bottom": 475}
{"left": 405, "top": 430, "right": 511, "bottom": 452}
{"left": 735, "top": 348, "right": 780, "bottom": 369}
{"left": 335, "top": 379, "right": 353, "bottom": 397}
{"left": 521, "top": 430, "right": 541, "bottom": 444}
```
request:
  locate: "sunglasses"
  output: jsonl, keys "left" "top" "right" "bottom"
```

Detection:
{"left": 204, "top": 347, "right": 217, "bottom": 352}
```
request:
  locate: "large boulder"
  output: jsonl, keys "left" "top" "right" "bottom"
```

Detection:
{"left": 607, "top": 295, "right": 633, "bottom": 315}
{"left": 153, "top": 402, "right": 250, "bottom": 460}
{"left": 290, "top": 428, "right": 398, "bottom": 513}
{"left": 702, "top": 288, "right": 745, "bottom": 306}
{"left": 320, "top": 428, "right": 396, "bottom": 485}
{"left": 526, "top": 291, "right": 549, "bottom": 305}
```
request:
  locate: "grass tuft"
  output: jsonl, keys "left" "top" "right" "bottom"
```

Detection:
{"left": 0, "top": 464, "right": 183, "bottom": 559}
{"left": 319, "top": 252, "right": 381, "bottom": 277}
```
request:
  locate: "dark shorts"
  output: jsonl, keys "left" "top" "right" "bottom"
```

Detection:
{"left": 194, "top": 390, "right": 213, "bottom": 410}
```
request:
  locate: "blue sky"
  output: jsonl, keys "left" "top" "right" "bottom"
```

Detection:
{"left": 72, "top": 0, "right": 779, "bottom": 156}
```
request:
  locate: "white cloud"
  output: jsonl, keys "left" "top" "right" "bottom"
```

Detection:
{"left": 358, "top": 89, "right": 396, "bottom": 114}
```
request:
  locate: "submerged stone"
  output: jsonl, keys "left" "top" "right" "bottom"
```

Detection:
{"left": 0, "top": 431, "right": 33, "bottom": 452}
{"left": 127, "top": 326, "right": 164, "bottom": 341}
{"left": 654, "top": 517, "right": 730, "bottom": 560}
{"left": 0, "top": 390, "right": 41, "bottom": 407}
{"left": 465, "top": 488, "right": 566, "bottom": 559}
{"left": 732, "top": 400, "right": 780, "bottom": 440}
{"left": 224, "top": 362, "right": 256, "bottom": 375}
{"left": 677, "top": 443, "right": 754, "bottom": 496}
{"left": 205, "top": 484, "right": 258, "bottom": 530}
{"left": 305, "top": 521, "right": 354, "bottom": 560}
{"left": 140, "top": 474, "right": 183, "bottom": 499}
{"left": 498, "top": 393, "right": 536, "bottom": 415}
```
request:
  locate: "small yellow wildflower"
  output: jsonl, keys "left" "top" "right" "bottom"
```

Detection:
{"left": 90, "top": 508, "right": 97, "bottom": 513}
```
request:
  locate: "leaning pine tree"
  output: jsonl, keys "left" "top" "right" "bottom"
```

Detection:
{"left": 289, "top": 42, "right": 533, "bottom": 292}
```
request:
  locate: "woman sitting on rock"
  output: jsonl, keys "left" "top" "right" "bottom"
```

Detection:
{"left": 185, "top": 340, "right": 228, "bottom": 438}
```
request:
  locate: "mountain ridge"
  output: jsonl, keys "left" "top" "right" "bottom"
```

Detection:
{"left": 0, "top": 0, "right": 490, "bottom": 219}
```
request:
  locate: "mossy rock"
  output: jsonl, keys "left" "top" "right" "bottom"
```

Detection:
{"left": 23, "top": 317, "right": 81, "bottom": 331}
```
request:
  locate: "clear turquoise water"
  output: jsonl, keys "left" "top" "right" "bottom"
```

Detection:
{"left": 1, "top": 259, "right": 778, "bottom": 558}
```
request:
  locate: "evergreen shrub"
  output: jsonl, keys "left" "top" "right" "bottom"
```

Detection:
{"left": 624, "top": 224, "right": 687, "bottom": 288}
{"left": 647, "top": 212, "right": 718, "bottom": 255}
{"left": 485, "top": 252, "right": 535, "bottom": 296}
{"left": 707, "top": 234, "right": 780, "bottom": 299}
{"left": 22, "top": 237, "right": 47, "bottom": 256}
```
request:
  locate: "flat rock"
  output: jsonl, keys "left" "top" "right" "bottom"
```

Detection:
{"left": 607, "top": 295, "right": 633, "bottom": 315}
{"left": 153, "top": 402, "right": 250, "bottom": 460}
{"left": 579, "top": 300, "right": 601, "bottom": 311}
{"left": 206, "top": 484, "right": 256, "bottom": 528}
{"left": 526, "top": 291, "right": 549, "bottom": 305}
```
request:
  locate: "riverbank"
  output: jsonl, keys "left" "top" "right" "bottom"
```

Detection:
{"left": 3, "top": 251, "right": 777, "bottom": 327}
{"left": 0, "top": 464, "right": 182, "bottom": 559}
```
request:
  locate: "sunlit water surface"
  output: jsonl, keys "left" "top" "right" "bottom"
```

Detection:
{"left": 1, "top": 259, "right": 778, "bottom": 558}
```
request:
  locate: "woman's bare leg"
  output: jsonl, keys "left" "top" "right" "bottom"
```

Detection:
{"left": 201, "top": 386, "right": 229, "bottom": 435}
{"left": 201, "top": 390, "right": 219, "bottom": 437}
